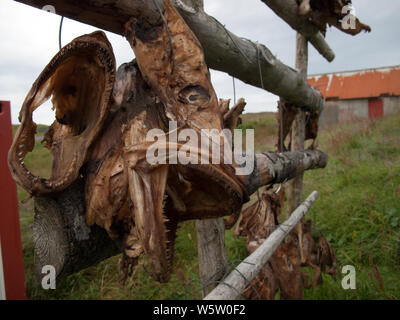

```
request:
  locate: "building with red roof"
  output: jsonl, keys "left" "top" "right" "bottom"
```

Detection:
{"left": 308, "top": 65, "right": 400, "bottom": 125}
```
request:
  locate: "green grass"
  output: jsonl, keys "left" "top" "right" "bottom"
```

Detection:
{"left": 301, "top": 116, "right": 400, "bottom": 300}
{"left": 14, "top": 113, "right": 400, "bottom": 300}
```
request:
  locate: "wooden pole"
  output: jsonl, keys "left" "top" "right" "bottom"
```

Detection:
{"left": 287, "top": 33, "right": 308, "bottom": 208}
{"left": 286, "top": 32, "right": 308, "bottom": 262}
{"left": 245, "top": 150, "right": 327, "bottom": 196}
{"left": 196, "top": 218, "right": 227, "bottom": 297}
{"left": 204, "top": 191, "right": 319, "bottom": 300}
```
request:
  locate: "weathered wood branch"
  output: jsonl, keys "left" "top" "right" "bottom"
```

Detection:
{"left": 261, "top": 0, "right": 335, "bottom": 62}
{"left": 289, "top": 32, "right": 309, "bottom": 205}
{"left": 204, "top": 190, "right": 319, "bottom": 300}
{"left": 244, "top": 150, "right": 327, "bottom": 196}
{"left": 14, "top": 0, "right": 324, "bottom": 111}
{"left": 33, "top": 179, "right": 121, "bottom": 283}
{"left": 286, "top": 32, "right": 308, "bottom": 263}
{"left": 173, "top": 1, "right": 324, "bottom": 112}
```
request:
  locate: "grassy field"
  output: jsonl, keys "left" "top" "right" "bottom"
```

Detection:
{"left": 14, "top": 112, "right": 400, "bottom": 300}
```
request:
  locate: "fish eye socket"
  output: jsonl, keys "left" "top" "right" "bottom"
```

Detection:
{"left": 64, "top": 85, "right": 77, "bottom": 96}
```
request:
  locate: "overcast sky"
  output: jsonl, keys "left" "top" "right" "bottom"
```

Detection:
{"left": 1, "top": 0, "right": 399, "bottom": 125}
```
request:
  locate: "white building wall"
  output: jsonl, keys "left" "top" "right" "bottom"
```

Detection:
{"left": 383, "top": 96, "right": 400, "bottom": 115}
{"left": 338, "top": 99, "right": 368, "bottom": 122}
{"left": 319, "top": 96, "right": 400, "bottom": 127}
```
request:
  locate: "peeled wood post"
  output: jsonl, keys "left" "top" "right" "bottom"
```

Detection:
{"left": 204, "top": 191, "right": 319, "bottom": 300}
{"left": 287, "top": 33, "right": 308, "bottom": 211}
{"left": 196, "top": 218, "right": 227, "bottom": 297}
{"left": 286, "top": 32, "right": 308, "bottom": 262}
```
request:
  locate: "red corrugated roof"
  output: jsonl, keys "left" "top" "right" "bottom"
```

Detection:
{"left": 308, "top": 66, "right": 400, "bottom": 100}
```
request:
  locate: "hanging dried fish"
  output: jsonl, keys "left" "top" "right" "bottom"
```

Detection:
{"left": 276, "top": 100, "right": 321, "bottom": 151}
{"left": 237, "top": 188, "right": 337, "bottom": 300}
{"left": 8, "top": 31, "right": 116, "bottom": 195}
{"left": 123, "top": 0, "right": 247, "bottom": 281}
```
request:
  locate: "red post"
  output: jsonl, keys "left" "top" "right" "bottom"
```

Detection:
{"left": 0, "top": 101, "right": 27, "bottom": 300}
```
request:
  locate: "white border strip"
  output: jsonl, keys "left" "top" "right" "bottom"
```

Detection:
{"left": 0, "top": 239, "right": 6, "bottom": 300}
